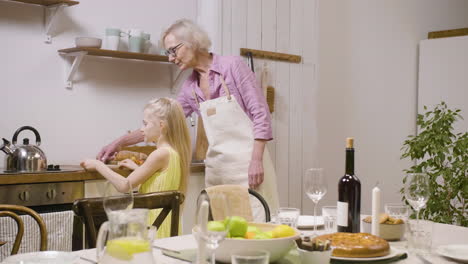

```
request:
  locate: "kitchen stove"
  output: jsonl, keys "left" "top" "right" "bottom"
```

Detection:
{"left": 0, "top": 165, "right": 82, "bottom": 174}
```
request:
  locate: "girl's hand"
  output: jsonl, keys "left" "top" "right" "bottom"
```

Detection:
{"left": 118, "top": 159, "right": 139, "bottom": 171}
{"left": 248, "top": 159, "right": 264, "bottom": 189}
{"left": 80, "top": 159, "right": 102, "bottom": 171}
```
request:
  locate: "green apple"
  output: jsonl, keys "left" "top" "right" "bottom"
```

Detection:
{"left": 207, "top": 221, "right": 226, "bottom": 232}
{"left": 227, "top": 216, "right": 248, "bottom": 237}
{"left": 247, "top": 226, "right": 261, "bottom": 234}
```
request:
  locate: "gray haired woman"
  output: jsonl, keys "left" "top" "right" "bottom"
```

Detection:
{"left": 98, "top": 19, "right": 279, "bottom": 218}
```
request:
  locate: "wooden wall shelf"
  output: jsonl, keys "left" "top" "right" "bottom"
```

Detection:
{"left": 428, "top": 28, "right": 468, "bottom": 39}
{"left": 6, "top": 0, "right": 79, "bottom": 6}
{"left": 58, "top": 48, "right": 182, "bottom": 92}
{"left": 4, "top": 0, "right": 79, "bottom": 43}
{"left": 59, "top": 47, "right": 169, "bottom": 62}
{"left": 240, "top": 48, "right": 302, "bottom": 63}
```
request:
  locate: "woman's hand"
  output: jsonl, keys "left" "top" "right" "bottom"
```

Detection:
{"left": 96, "top": 142, "right": 120, "bottom": 163}
{"left": 80, "top": 159, "right": 102, "bottom": 171}
{"left": 248, "top": 159, "right": 264, "bottom": 189}
{"left": 118, "top": 159, "right": 139, "bottom": 171}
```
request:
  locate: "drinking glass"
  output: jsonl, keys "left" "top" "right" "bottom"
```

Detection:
{"left": 194, "top": 192, "right": 231, "bottom": 264}
{"left": 231, "top": 250, "right": 269, "bottom": 264}
{"left": 102, "top": 179, "right": 133, "bottom": 215}
{"left": 404, "top": 173, "right": 429, "bottom": 225}
{"left": 276, "top": 207, "right": 300, "bottom": 228}
{"left": 384, "top": 203, "right": 410, "bottom": 220}
{"left": 305, "top": 168, "right": 327, "bottom": 235}
{"left": 322, "top": 206, "right": 337, "bottom": 233}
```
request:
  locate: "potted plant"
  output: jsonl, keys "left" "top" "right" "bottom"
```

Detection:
{"left": 401, "top": 101, "right": 467, "bottom": 227}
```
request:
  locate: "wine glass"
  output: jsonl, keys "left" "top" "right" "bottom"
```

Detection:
{"left": 102, "top": 179, "right": 134, "bottom": 215}
{"left": 194, "top": 192, "right": 231, "bottom": 264}
{"left": 305, "top": 168, "right": 328, "bottom": 235}
{"left": 404, "top": 173, "right": 429, "bottom": 225}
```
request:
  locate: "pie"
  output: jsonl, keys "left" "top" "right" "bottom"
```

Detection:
{"left": 313, "top": 232, "right": 390, "bottom": 258}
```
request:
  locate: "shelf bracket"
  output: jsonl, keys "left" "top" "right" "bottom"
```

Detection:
{"left": 61, "top": 51, "right": 87, "bottom": 89}
{"left": 44, "top": 3, "right": 67, "bottom": 44}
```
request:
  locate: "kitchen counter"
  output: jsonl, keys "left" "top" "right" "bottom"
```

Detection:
{"left": 0, "top": 163, "right": 205, "bottom": 185}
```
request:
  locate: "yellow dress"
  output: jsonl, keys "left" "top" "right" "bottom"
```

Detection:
{"left": 139, "top": 147, "right": 182, "bottom": 238}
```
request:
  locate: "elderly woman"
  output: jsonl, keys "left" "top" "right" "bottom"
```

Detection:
{"left": 97, "top": 19, "right": 279, "bottom": 217}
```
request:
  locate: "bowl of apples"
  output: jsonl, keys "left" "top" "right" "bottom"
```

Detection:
{"left": 194, "top": 216, "right": 300, "bottom": 263}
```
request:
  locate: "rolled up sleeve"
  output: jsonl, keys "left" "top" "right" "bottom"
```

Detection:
{"left": 231, "top": 58, "right": 273, "bottom": 141}
{"left": 177, "top": 82, "right": 195, "bottom": 117}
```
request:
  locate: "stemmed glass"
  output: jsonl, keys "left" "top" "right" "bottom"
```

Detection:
{"left": 102, "top": 179, "right": 134, "bottom": 215}
{"left": 404, "top": 173, "right": 430, "bottom": 225}
{"left": 305, "top": 168, "right": 328, "bottom": 235}
{"left": 194, "top": 192, "right": 231, "bottom": 264}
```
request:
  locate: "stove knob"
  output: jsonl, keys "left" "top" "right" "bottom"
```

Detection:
{"left": 46, "top": 189, "right": 57, "bottom": 200}
{"left": 19, "top": 191, "right": 30, "bottom": 202}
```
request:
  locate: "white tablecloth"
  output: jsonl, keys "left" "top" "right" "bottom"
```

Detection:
{"left": 70, "top": 220, "right": 468, "bottom": 264}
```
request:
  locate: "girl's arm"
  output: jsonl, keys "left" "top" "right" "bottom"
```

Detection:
{"left": 83, "top": 148, "right": 170, "bottom": 193}
{"left": 96, "top": 130, "right": 145, "bottom": 162}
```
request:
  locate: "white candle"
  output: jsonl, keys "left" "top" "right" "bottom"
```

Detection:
{"left": 371, "top": 186, "right": 381, "bottom": 236}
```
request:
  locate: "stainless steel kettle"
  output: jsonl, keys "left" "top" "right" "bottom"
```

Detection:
{"left": 0, "top": 126, "right": 47, "bottom": 172}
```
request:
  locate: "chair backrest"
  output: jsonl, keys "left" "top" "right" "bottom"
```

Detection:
{"left": 0, "top": 204, "right": 47, "bottom": 255}
{"left": 72, "top": 190, "right": 184, "bottom": 248}
{"left": 201, "top": 185, "right": 271, "bottom": 222}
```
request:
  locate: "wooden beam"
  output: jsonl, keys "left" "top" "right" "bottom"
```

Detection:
{"left": 240, "top": 48, "right": 302, "bottom": 63}
{"left": 428, "top": 28, "right": 468, "bottom": 39}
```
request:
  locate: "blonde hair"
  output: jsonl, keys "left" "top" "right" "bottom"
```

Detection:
{"left": 144, "top": 98, "right": 191, "bottom": 194}
{"left": 161, "top": 19, "right": 212, "bottom": 52}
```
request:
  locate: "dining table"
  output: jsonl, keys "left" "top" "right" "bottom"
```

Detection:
{"left": 70, "top": 217, "right": 468, "bottom": 264}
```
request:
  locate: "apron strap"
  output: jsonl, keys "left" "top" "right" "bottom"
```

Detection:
{"left": 191, "top": 74, "right": 232, "bottom": 107}
{"left": 192, "top": 89, "right": 200, "bottom": 107}
{"left": 219, "top": 75, "right": 232, "bottom": 100}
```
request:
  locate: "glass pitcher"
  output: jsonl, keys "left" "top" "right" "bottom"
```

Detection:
{"left": 96, "top": 208, "right": 156, "bottom": 264}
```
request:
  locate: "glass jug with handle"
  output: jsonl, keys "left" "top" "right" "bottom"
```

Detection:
{"left": 96, "top": 208, "right": 156, "bottom": 264}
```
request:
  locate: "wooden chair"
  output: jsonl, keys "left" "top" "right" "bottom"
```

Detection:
{"left": 72, "top": 190, "right": 184, "bottom": 248}
{"left": 0, "top": 204, "right": 47, "bottom": 255}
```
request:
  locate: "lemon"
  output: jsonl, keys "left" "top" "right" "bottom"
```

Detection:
{"left": 106, "top": 238, "right": 150, "bottom": 260}
{"left": 271, "top": 225, "right": 295, "bottom": 238}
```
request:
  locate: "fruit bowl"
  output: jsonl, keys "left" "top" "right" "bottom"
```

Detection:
{"left": 194, "top": 222, "right": 300, "bottom": 263}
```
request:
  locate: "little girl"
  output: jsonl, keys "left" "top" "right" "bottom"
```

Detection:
{"left": 81, "top": 97, "right": 191, "bottom": 238}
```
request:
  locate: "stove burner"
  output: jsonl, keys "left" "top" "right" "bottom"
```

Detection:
{"left": 47, "top": 164, "right": 61, "bottom": 171}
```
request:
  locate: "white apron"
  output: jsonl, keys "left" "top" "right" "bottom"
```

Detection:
{"left": 193, "top": 75, "right": 279, "bottom": 220}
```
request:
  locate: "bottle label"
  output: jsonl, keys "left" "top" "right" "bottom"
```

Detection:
{"left": 337, "top": 201, "right": 348, "bottom": 227}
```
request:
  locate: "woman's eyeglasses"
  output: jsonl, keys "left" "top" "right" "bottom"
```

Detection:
{"left": 164, "top": 43, "right": 183, "bottom": 57}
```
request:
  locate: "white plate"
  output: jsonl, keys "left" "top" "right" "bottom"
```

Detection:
{"left": 436, "top": 244, "right": 468, "bottom": 263}
{"left": 3, "top": 251, "right": 78, "bottom": 264}
{"left": 331, "top": 247, "right": 403, "bottom": 262}
{"left": 297, "top": 215, "right": 324, "bottom": 228}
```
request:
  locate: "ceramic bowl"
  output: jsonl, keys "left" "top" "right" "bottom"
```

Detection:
{"left": 194, "top": 222, "right": 300, "bottom": 263}
{"left": 75, "top": 37, "right": 102, "bottom": 48}
{"left": 362, "top": 220, "right": 405, "bottom": 241}
{"left": 298, "top": 248, "right": 332, "bottom": 264}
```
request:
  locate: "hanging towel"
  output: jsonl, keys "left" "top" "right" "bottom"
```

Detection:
{"left": 0, "top": 210, "right": 74, "bottom": 261}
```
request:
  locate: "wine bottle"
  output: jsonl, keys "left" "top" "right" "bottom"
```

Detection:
{"left": 337, "top": 137, "right": 361, "bottom": 233}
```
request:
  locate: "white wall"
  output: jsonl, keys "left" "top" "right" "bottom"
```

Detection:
{"left": 217, "top": 0, "right": 319, "bottom": 211}
{"left": 0, "top": 0, "right": 197, "bottom": 165}
{"left": 316, "top": 0, "right": 468, "bottom": 214}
